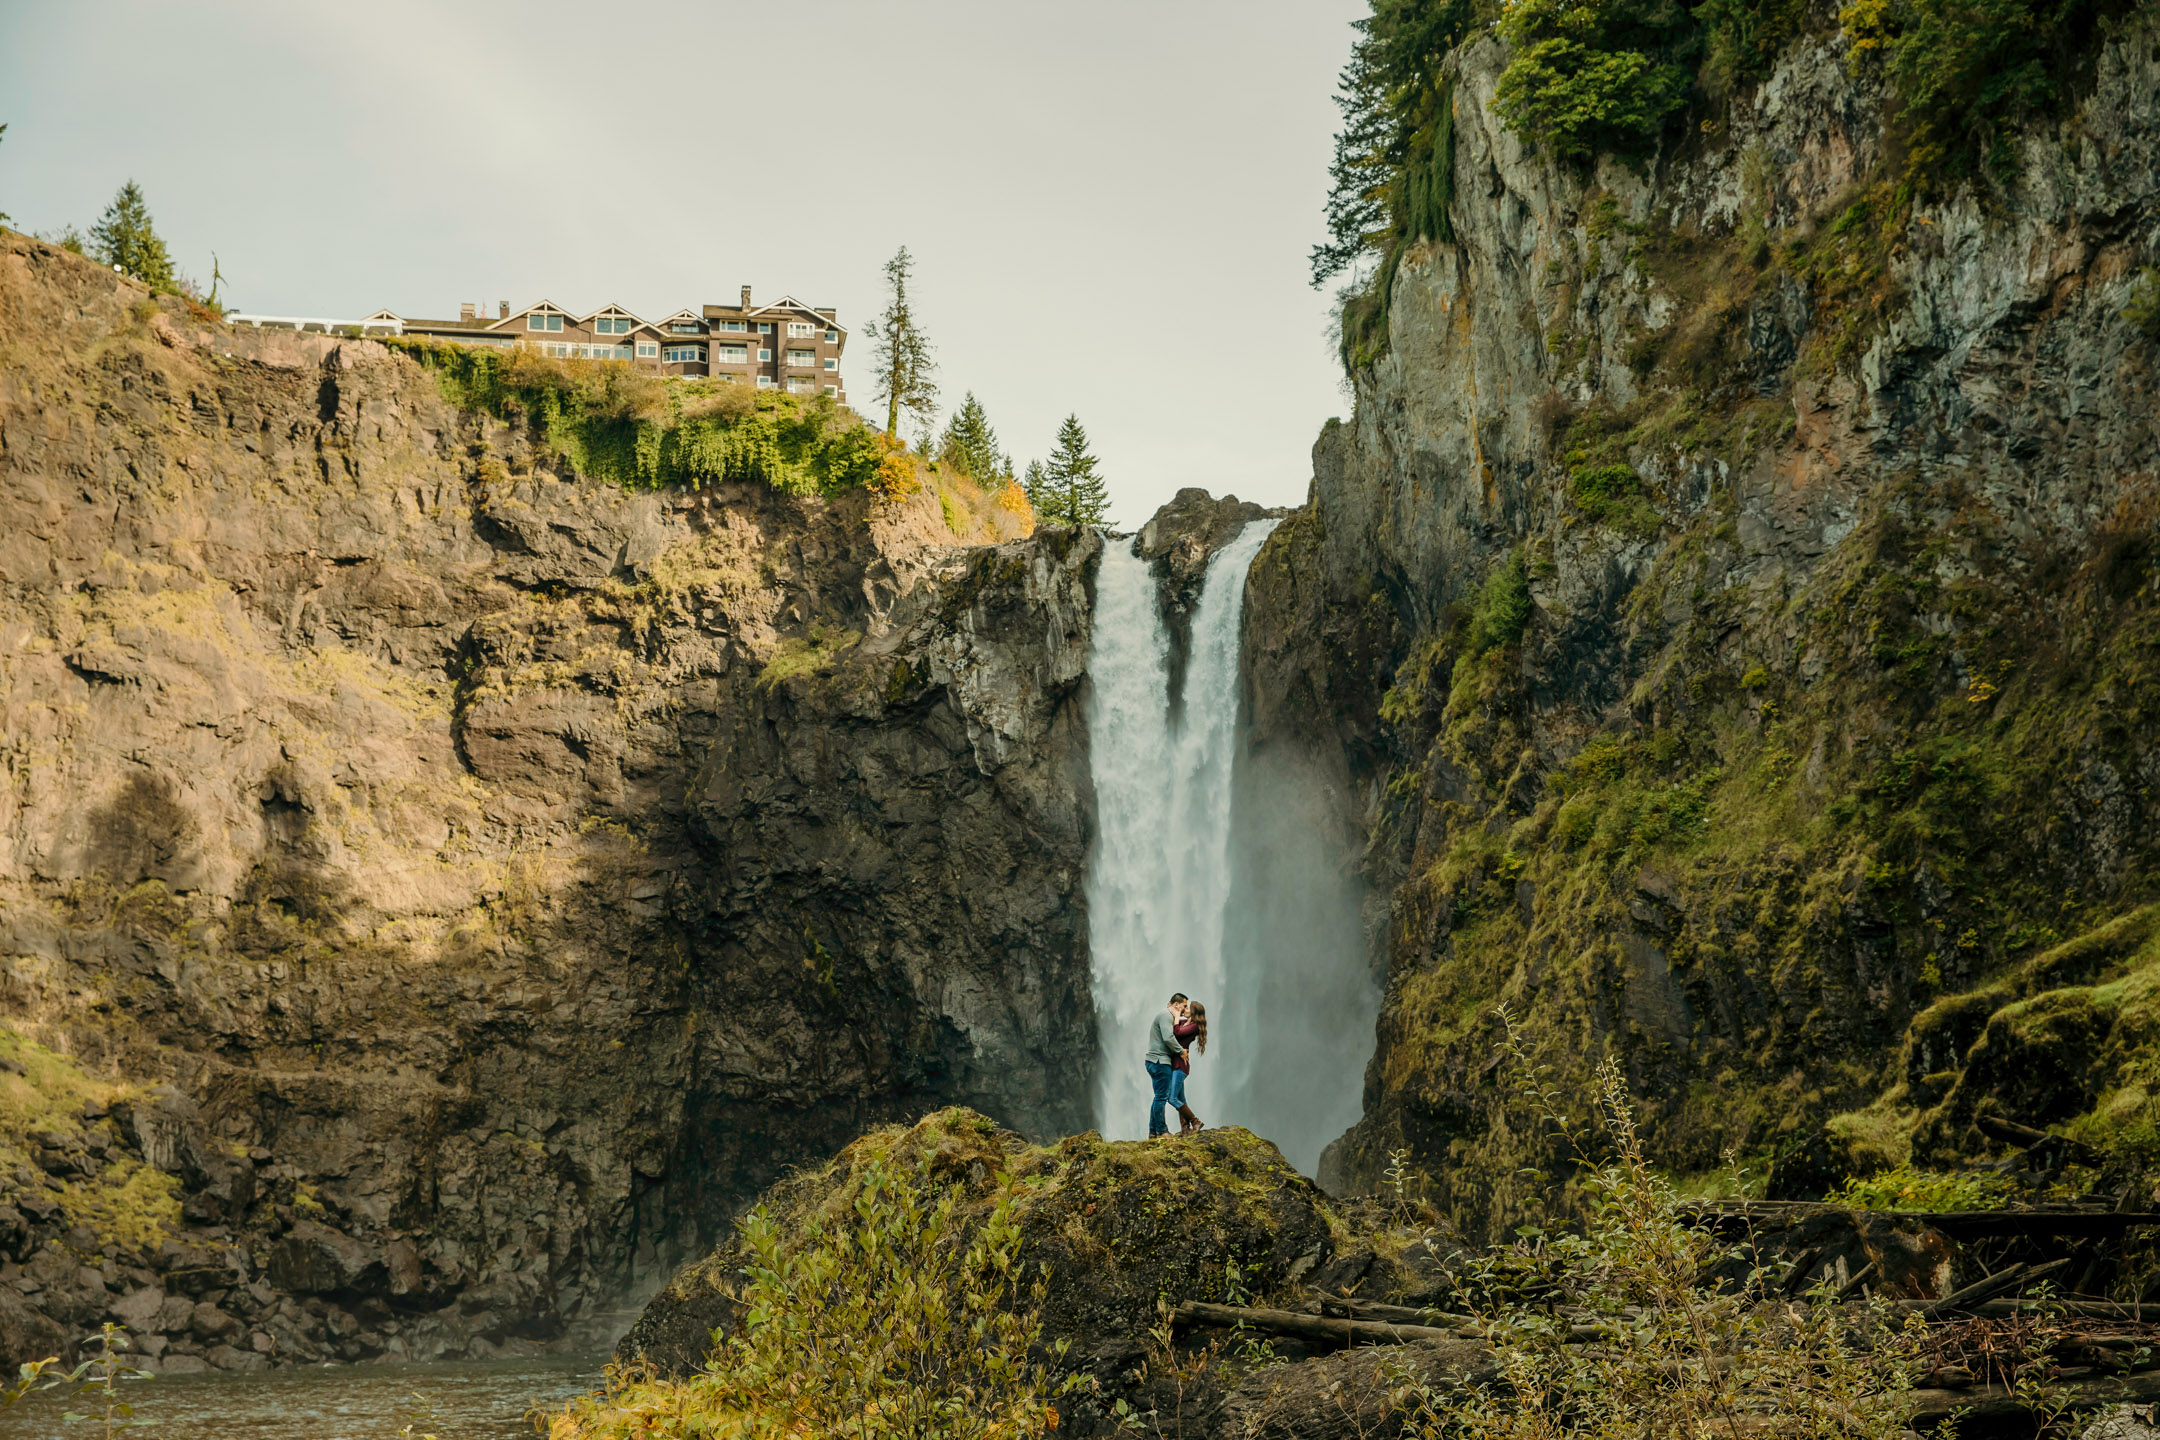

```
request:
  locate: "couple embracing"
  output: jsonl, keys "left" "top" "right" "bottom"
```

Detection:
{"left": 1143, "top": 991, "right": 1209, "bottom": 1138}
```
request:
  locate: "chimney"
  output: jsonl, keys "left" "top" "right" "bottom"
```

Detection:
{"left": 460, "top": 302, "right": 476, "bottom": 322}
{"left": 499, "top": 301, "right": 509, "bottom": 319}
{"left": 741, "top": 285, "right": 752, "bottom": 310}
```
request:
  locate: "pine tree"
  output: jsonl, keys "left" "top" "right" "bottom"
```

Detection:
{"left": 1022, "top": 459, "right": 1048, "bottom": 513}
{"left": 1036, "top": 415, "right": 1110, "bottom": 528}
{"left": 866, "top": 246, "right": 939, "bottom": 439}
{"left": 938, "top": 393, "right": 1009, "bottom": 482}
{"left": 89, "top": 180, "right": 177, "bottom": 292}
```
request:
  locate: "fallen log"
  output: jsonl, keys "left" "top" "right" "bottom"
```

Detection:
{"left": 1905, "top": 1365, "right": 2160, "bottom": 1427}
{"left": 1321, "top": 1298, "right": 1480, "bottom": 1328}
{"left": 1173, "top": 1301, "right": 1465, "bottom": 1347}
{"left": 1893, "top": 1257, "right": 2070, "bottom": 1318}
{"left": 1975, "top": 1114, "right": 2105, "bottom": 1166}
{"left": 1678, "top": 1200, "right": 2160, "bottom": 1240}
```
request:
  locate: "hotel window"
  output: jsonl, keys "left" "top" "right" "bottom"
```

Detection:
{"left": 717, "top": 320, "right": 745, "bottom": 332}
{"left": 669, "top": 321, "right": 701, "bottom": 334}
{"left": 716, "top": 345, "right": 748, "bottom": 364}
{"left": 756, "top": 375, "right": 774, "bottom": 388}
{"left": 662, "top": 345, "right": 705, "bottom": 364}
{"left": 787, "top": 321, "right": 813, "bottom": 338}
{"left": 526, "top": 313, "right": 564, "bottom": 331}
{"left": 823, "top": 357, "right": 838, "bottom": 371}
{"left": 825, "top": 329, "right": 838, "bottom": 343}
{"left": 594, "top": 317, "right": 632, "bottom": 335}
{"left": 824, "top": 385, "right": 838, "bottom": 397}
{"left": 757, "top": 322, "right": 773, "bottom": 334}
{"left": 786, "top": 376, "right": 813, "bottom": 393}
{"left": 786, "top": 349, "right": 814, "bottom": 367}
{"left": 603, "top": 344, "right": 634, "bottom": 359}
{"left": 636, "top": 341, "right": 659, "bottom": 357}
{"left": 758, "top": 348, "right": 772, "bottom": 362}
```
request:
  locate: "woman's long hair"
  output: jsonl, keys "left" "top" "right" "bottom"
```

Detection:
{"left": 1188, "top": 1001, "right": 1207, "bottom": 1054}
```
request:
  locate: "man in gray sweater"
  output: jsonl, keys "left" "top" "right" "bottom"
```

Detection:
{"left": 1145, "top": 992, "right": 1190, "bottom": 1138}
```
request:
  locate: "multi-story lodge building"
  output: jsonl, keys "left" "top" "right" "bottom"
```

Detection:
{"left": 355, "top": 287, "right": 847, "bottom": 401}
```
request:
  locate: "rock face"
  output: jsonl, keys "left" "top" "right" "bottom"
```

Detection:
{"left": 0, "top": 234, "right": 1099, "bottom": 1365}
{"left": 1245, "top": 19, "right": 2160, "bottom": 1227}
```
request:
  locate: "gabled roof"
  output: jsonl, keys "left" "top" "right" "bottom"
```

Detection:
{"left": 749, "top": 294, "right": 846, "bottom": 332}
{"left": 653, "top": 308, "right": 707, "bottom": 329}
{"left": 363, "top": 308, "right": 403, "bottom": 323}
{"left": 581, "top": 302, "right": 644, "bottom": 324}
{"left": 490, "top": 299, "right": 572, "bottom": 330}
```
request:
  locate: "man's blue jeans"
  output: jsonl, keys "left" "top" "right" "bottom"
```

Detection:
{"left": 1146, "top": 1061, "right": 1174, "bottom": 1136}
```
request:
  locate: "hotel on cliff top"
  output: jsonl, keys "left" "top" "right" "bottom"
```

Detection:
{"left": 227, "top": 286, "right": 847, "bottom": 402}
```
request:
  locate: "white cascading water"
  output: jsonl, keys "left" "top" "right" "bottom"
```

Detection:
{"left": 1083, "top": 520, "right": 1377, "bottom": 1174}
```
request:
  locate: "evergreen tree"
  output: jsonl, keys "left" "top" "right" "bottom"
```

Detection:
{"left": 1022, "top": 459, "right": 1048, "bottom": 513}
{"left": 89, "top": 180, "right": 177, "bottom": 292}
{"left": 1312, "top": 0, "right": 1473, "bottom": 288}
{"left": 938, "top": 393, "right": 1009, "bottom": 482}
{"left": 865, "top": 246, "right": 939, "bottom": 439}
{"left": 1036, "top": 415, "right": 1110, "bottom": 528}
{"left": 0, "top": 125, "right": 10, "bottom": 227}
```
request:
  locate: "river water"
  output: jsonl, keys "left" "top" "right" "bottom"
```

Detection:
{"left": 0, "top": 1357, "right": 601, "bottom": 1439}
{"left": 1082, "top": 521, "right": 1377, "bottom": 1173}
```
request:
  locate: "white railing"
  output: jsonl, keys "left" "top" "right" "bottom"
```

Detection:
{"left": 225, "top": 314, "right": 404, "bottom": 335}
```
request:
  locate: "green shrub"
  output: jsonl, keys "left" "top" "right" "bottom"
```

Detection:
{"left": 394, "top": 340, "right": 882, "bottom": 496}
{"left": 1469, "top": 553, "right": 1534, "bottom": 654}
{"left": 1384, "top": 1021, "right": 1933, "bottom": 1438}
{"left": 1841, "top": 0, "right": 2138, "bottom": 184}
{"left": 1833, "top": 1161, "right": 2012, "bottom": 1211}
{"left": 2127, "top": 268, "right": 2160, "bottom": 341}
{"left": 1495, "top": 0, "right": 1698, "bottom": 162}
{"left": 554, "top": 1154, "right": 1072, "bottom": 1439}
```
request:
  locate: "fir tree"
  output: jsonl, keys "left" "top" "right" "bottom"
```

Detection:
{"left": 89, "top": 180, "right": 177, "bottom": 292}
{"left": 1036, "top": 415, "right": 1110, "bottom": 528}
{"left": 865, "top": 246, "right": 939, "bottom": 439}
{"left": 1022, "top": 459, "right": 1048, "bottom": 513}
{"left": 938, "top": 393, "right": 1009, "bottom": 482}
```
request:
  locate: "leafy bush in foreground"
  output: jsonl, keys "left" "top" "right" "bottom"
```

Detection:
{"left": 550, "top": 1155, "right": 1072, "bottom": 1439}
{"left": 396, "top": 340, "right": 884, "bottom": 497}
{"left": 1381, "top": 1017, "right": 1937, "bottom": 1438}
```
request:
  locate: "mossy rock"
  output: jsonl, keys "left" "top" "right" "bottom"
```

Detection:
{"left": 617, "top": 1107, "right": 1347, "bottom": 1378}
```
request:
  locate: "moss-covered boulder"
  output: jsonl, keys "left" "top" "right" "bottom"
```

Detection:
{"left": 617, "top": 1107, "right": 1428, "bottom": 1379}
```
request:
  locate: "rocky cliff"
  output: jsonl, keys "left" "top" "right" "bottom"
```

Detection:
{"left": 0, "top": 234, "right": 1099, "bottom": 1368}
{"left": 1246, "top": 14, "right": 2160, "bottom": 1231}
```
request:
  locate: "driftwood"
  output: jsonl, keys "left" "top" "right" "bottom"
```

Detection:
{"left": 1905, "top": 1365, "right": 2160, "bottom": 1426}
{"left": 1678, "top": 1199, "right": 2160, "bottom": 1240}
{"left": 1321, "top": 1298, "right": 1479, "bottom": 1328}
{"left": 1976, "top": 1114, "right": 2106, "bottom": 1167}
{"left": 1172, "top": 1301, "right": 1464, "bottom": 1347}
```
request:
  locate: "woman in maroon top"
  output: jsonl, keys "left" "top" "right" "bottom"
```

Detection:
{"left": 1171, "top": 1001, "right": 1208, "bottom": 1134}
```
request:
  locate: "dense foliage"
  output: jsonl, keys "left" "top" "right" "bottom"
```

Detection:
{"left": 1383, "top": 1030, "right": 1932, "bottom": 1439}
{"left": 1493, "top": 0, "right": 1699, "bottom": 162}
{"left": 397, "top": 340, "right": 885, "bottom": 496}
{"left": 1841, "top": 0, "right": 2139, "bottom": 181}
{"left": 553, "top": 1154, "right": 1070, "bottom": 1439}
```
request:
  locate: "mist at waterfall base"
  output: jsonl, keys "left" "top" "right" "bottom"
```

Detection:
{"left": 1082, "top": 522, "right": 1378, "bottom": 1175}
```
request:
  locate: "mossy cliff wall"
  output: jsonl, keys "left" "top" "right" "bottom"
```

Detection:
{"left": 0, "top": 234, "right": 1099, "bottom": 1366}
{"left": 1244, "top": 19, "right": 2160, "bottom": 1235}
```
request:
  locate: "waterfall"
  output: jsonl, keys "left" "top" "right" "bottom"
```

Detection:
{"left": 1083, "top": 521, "right": 1376, "bottom": 1174}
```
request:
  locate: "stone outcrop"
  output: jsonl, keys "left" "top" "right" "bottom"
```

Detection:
{"left": 1244, "top": 18, "right": 2160, "bottom": 1225}
{"left": 617, "top": 1107, "right": 1463, "bottom": 1438}
{"left": 0, "top": 233, "right": 1100, "bottom": 1366}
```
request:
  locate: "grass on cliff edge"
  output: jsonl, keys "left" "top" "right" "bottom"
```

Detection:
{"left": 392, "top": 339, "right": 886, "bottom": 497}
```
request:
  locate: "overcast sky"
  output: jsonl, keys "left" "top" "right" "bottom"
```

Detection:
{"left": 1, "top": 1, "right": 1365, "bottom": 523}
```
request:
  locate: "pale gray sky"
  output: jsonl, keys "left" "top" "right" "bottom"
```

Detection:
{"left": 1, "top": 1, "right": 1364, "bottom": 523}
